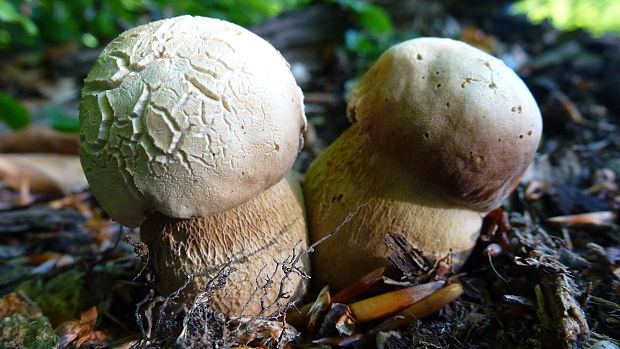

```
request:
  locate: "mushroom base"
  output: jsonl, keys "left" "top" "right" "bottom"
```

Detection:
{"left": 140, "top": 173, "right": 310, "bottom": 316}
{"left": 304, "top": 125, "right": 483, "bottom": 290}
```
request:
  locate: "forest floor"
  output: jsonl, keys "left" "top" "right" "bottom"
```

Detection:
{"left": 0, "top": 1, "right": 619, "bottom": 348}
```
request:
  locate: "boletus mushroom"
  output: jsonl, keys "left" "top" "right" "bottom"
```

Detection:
{"left": 305, "top": 38, "right": 542, "bottom": 289}
{"left": 79, "top": 16, "right": 309, "bottom": 315}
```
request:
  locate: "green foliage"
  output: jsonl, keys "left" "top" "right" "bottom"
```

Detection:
{"left": 344, "top": 29, "right": 392, "bottom": 56}
{"left": 0, "top": 93, "right": 84, "bottom": 131}
{"left": 17, "top": 270, "right": 87, "bottom": 324}
{"left": 0, "top": 265, "right": 31, "bottom": 287}
{"left": 512, "top": 0, "right": 620, "bottom": 36}
{"left": 0, "top": 314, "right": 59, "bottom": 349}
{"left": 0, "top": 0, "right": 310, "bottom": 50}
{"left": 0, "top": 92, "right": 30, "bottom": 130}
{"left": 44, "top": 106, "right": 81, "bottom": 133}
{"left": 16, "top": 267, "right": 133, "bottom": 326}
{"left": 339, "top": 0, "right": 393, "bottom": 36}
{"left": 0, "top": 0, "right": 36, "bottom": 36}
{"left": 328, "top": 0, "right": 393, "bottom": 36}
{"left": 326, "top": 0, "right": 395, "bottom": 78}
{"left": 0, "top": 0, "right": 394, "bottom": 53}
{"left": 343, "top": 28, "right": 404, "bottom": 79}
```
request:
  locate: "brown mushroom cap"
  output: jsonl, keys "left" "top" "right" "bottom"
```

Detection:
{"left": 347, "top": 37, "right": 542, "bottom": 212}
{"left": 79, "top": 16, "right": 306, "bottom": 227}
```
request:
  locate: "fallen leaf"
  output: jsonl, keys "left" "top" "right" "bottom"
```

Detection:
{"left": 398, "top": 282, "right": 463, "bottom": 319}
{"left": 56, "top": 306, "right": 106, "bottom": 348}
{"left": 26, "top": 253, "right": 62, "bottom": 266}
{"left": 334, "top": 307, "right": 355, "bottom": 336}
{"left": 555, "top": 93, "right": 614, "bottom": 131}
{"left": 525, "top": 180, "right": 547, "bottom": 200}
{"left": 313, "top": 334, "right": 364, "bottom": 346}
{"left": 374, "top": 283, "right": 464, "bottom": 331}
{"left": 331, "top": 267, "right": 385, "bottom": 304}
{"left": 316, "top": 303, "right": 350, "bottom": 337}
{"left": 0, "top": 153, "right": 87, "bottom": 193}
{"left": 0, "top": 293, "right": 42, "bottom": 319}
{"left": 0, "top": 125, "right": 79, "bottom": 154}
{"left": 305, "top": 286, "right": 331, "bottom": 337}
{"left": 548, "top": 211, "right": 617, "bottom": 225}
{"left": 348, "top": 281, "right": 445, "bottom": 323}
{"left": 460, "top": 26, "right": 497, "bottom": 54}
{"left": 286, "top": 267, "right": 384, "bottom": 328}
{"left": 232, "top": 318, "right": 297, "bottom": 347}
{"left": 0, "top": 207, "right": 86, "bottom": 233}
{"left": 48, "top": 193, "right": 93, "bottom": 217}
{"left": 0, "top": 92, "right": 30, "bottom": 130}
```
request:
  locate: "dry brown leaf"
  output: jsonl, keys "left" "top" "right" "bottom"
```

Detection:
{"left": 305, "top": 286, "right": 331, "bottom": 337}
{"left": 398, "top": 282, "right": 463, "bottom": 319}
{"left": 348, "top": 281, "right": 445, "bottom": 323}
{"left": 84, "top": 209, "right": 120, "bottom": 248}
{"left": 26, "top": 252, "right": 62, "bottom": 266}
{"left": 334, "top": 307, "right": 356, "bottom": 336}
{"left": 547, "top": 211, "right": 617, "bottom": 225}
{"left": 460, "top": 26, "right": 497, "bottom": 53}
{"left": 525, "top": 180, "right": 547, "bottom": 200}
{"left": 0, "top": 293, "right": 42, "bottom": 319}
{"left": 286, "top": 267, "right": 384, "bottom": 328}
{"left": 331, "top": 267, "right": 385, "bottom": 304}
{"left": 374, "top": 283, "right": 464, "bottom": 332}
{"left": 232, "top": 318, "right": 296, "bottom": 348}
{"left": 56, "top": 306, "right": 106, "bottom": 348}
{"left": 48, "top": 193, "right": 93, "bottom": 216}
{"left": 313, "top": 334, "right": 364, "bottom": 346}
{"left": 0, "top": 153, "right": 87, "bottom": 193}
{"left": 0, "top": 125, "right": 79, "bottom": 154}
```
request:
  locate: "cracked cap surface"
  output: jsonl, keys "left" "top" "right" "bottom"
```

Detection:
{"left": 79, "top": 16, "right": 307, "bottom": 227}
{"left": 347, "top": 38, "right": 542, "bottom": 212}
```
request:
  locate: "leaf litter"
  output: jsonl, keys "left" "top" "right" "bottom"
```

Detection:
{"left": 0, "top": 1, "right": 620, "bottom": 348}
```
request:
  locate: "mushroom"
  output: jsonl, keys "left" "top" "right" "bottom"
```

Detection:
{"left": 304, "top": 38, "right": 542, "bottom": 289}
{"left": 79, "top": 16, "right": 309, "bottom": 315}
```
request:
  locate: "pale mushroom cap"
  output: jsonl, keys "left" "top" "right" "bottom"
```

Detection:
{"left": 79, "top": 16, "right": 307, "bottom": 227}
{"left": 347, "top": 38, "right": 542, "bottom": 212}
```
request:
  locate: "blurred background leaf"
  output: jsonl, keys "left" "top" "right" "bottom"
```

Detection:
{"left": 0, "top": 0, "right": 618, "bottom": 52}
{"left": 43, "top": 107, "right": 80, "bottom": 133}
{"left": 1, "top": 0, "right": 618, "bottom": 131}
{"left": 512, "top": 0, "right": 620, "bottom": 36}
{"left": 340, "top": 0, "right": 393, "bottom": 35}
{"left": 0, "top": 92, "right": 30, "bottom": 130}
{"left": 0, "top": 0, "right": 312, "bottom": 50}
{"left": 0, "top": 0, "right": 37, "bottom": 35}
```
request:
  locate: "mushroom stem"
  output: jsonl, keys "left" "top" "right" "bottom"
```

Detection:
{"left": 140, "top": 173, "right": 310, "bottom": 316}
{"left": 305, "top": 124, "right": 482, "bottom": 290}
